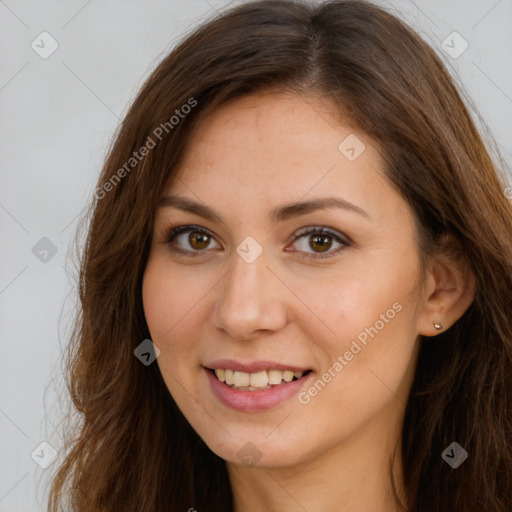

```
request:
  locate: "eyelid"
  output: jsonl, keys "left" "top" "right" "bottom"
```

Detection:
{"left": 159, "top": 224, "right": 221, "bottom": 257}
{"left": 290, "top": 225, "right": 352, "bottom": 245}
{"left": 286, "top": 226, "right": 351, "bottom": 260}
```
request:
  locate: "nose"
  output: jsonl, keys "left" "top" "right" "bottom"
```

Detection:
{"left": 212, "top": 247, "right": 288, "bottom": 341}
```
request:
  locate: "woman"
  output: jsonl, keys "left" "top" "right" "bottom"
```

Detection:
{"left": 48, "top": 1, "right": 512, "bottom": 511}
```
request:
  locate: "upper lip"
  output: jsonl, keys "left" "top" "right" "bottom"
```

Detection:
{"left": 204, "top": 359, "right": 312, "bottom": 373}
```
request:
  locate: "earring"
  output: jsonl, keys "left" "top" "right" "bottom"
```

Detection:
{"left": 433, "top": 321, "right": 444, "bottom": 330}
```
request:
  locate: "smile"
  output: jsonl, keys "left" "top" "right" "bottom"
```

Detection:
{"left": 204, "top": 363, "right": 314, "bottom": 412}
{"left": 212, "top": 368, "right": 307, "bottom": 390}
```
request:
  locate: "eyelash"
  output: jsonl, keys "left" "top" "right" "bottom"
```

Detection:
{"left": 160, "top": 223, "right": 351, "bottom": 261}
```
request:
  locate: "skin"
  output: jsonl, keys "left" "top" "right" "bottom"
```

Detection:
{"left": 142, "top": 90, "right": 475, "bottom": 512}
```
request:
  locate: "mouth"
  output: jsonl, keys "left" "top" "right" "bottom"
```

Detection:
{"left": 207, "top": 367, "right": 313, "bottom": 391}
{"left": 203, "top": 360, "right": 315, "bottom": 411}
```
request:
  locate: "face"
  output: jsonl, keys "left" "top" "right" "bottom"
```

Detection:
{"left": 142, "top": 90, "right": 425, "bottom": 469}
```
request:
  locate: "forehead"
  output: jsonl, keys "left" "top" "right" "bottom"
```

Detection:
{"left": 176, "top": 91, "right": 359, "bottom": 178}
{"left": 162, "top": 91, "right": 400, "bottom": 228}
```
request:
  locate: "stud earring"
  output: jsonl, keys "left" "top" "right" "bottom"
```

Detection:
{"left": 433, "top": 321, "right": 444, "bottom": 330}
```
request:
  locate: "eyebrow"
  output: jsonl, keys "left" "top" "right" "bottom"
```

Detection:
{"left": 157, "top": 194, "right": 370, "bottom": 223}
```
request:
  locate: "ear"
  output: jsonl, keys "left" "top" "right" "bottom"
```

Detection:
{"left": 417, "top": 232, "right": 476, "bottom": 337}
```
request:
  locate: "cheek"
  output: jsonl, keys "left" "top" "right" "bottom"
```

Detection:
{"left": 142, "top": 264, "right": 193, "bottom": 401}
{"left": 290, "top": 252, "right": 420, "bottom": 400}
{"left": 142, "top": 257, "right": 200, "bottom": 341}
{"left": 142, "top": 258, "right": 207, "bottom": 387}
{"left": 289, "top": 262, "right": 415, "bottom": 351}
{"left": 142, "top": 259, "right": 166, "bottom": 334}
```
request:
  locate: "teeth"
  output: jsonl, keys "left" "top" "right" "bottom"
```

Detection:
{"left": 249, "top": 371, "right": 268, "bottom": 387}
{"left": 282, "top": 371, "right": 294, "bottom": 382}
{"left": 268, "top": 370, "right": 283, "bottom": 385}
{"left": 213, "top": 368, "right": 305, "bottom": 390}
{"left": 225, "top": 369, "right": 234, "bottom": 385}
{"left": 233, "top": 371, "right": 250, "bottom": 387}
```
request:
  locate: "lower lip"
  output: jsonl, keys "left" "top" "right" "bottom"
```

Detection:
{"left": 205, "top": 368, "right": 314, "bottom": 412}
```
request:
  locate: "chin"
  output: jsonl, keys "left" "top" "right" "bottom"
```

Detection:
{"left": 200, "top": 431, "right": 311, "bottom": 469}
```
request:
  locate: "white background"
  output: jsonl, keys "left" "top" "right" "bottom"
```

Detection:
{"left": 0, "top": 0, "right": 511, "bottom": 510}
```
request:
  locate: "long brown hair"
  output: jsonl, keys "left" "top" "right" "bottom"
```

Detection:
{"left": 47, "top": 1, "right": 512, "bottom": 510}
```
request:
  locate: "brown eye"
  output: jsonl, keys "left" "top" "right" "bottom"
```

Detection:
{"left": 308, "top": 234, "right": 332, "bottom": 253}
{"left": 164, "top": 224, "right": 350, "bottom": 261}
{"left": 165, "top": 225, "right": 221, "bottom": 256}
{"left": 288, "top": 226, "right": 351, "bottom": 260}
{"left": 188, "top": 231, "right": 211, "bottom": 250}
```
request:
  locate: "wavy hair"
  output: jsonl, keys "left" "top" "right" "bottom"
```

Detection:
{"left": 48, "top": 1, "right": 512, "bottom": 510}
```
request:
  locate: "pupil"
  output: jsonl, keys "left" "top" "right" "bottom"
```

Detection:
{"left": 310, "top": 235, "right": 331, "bottom": 252}
{"left": 190, "top": 232, "right": 209, "bottom": 249}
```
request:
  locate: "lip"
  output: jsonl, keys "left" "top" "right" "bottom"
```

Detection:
{"left": 204, "top": 359, "right": 311, "bottom": 373}
{"left": 204, "top": 366, "right": 314, "bottom": 412}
